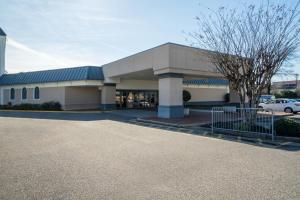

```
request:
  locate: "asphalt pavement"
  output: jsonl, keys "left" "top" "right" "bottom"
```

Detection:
{"left": 0, "top": 111, "right": 299, "bottom": 200}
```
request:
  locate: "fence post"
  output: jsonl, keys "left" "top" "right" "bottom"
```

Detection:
{"left": 271, "top": 112, "right": 274, "bottom": 141}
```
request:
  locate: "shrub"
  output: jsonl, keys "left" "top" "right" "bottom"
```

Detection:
{"left": 296, "top": 89, "right": 300, "bottom": 97}
{"left": 275, "top": 118, "right": 300, "bottom": 137}
{"left": 14, "top": 103, "right": 41, "bottom": 110}
{"left": 40, "top": 101, "right": 62, "bottom": 111}
{"left": 0, "top": 101, "right": 62, "bottom": 111}
{"left": 183, "top": 90, "right": 191, "bottom": 103}
{"left": 280, "top": 90, "right": 298, "bottom": 98}
{"left": 224, "top": 93, "right": 230, "bottom": 102}
{"left": 274, "top": 92, "right": 282, "bottom": 98}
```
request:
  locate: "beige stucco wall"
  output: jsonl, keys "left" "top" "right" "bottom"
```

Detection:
{"left": 184, "top": 87, "right": 228, "bottom": 102}
{"left": 64, "top": 86, "right": 101, "bottom": 110}
{"left": 117, "top": 80, "right": 158, "bottom": 90}
{"left": 159, "top": 77, "right": 183, "bottom": 106}
{"left": 3, "top": 86, "right": 102, "bottom": 110}
{"left": 101, "top": 85, "right": 116, "bottom": 105}
{"left": 3, "top": 87, "right": 66, "bottom": 107}
{"left": 167, "top": 44, "right": 218, "bottom": 76}
{"left": 102, "top": 44, "right": 169, "bottom": 79}
{"left": 229, "top": 90, "right": 240, "bottom": 103}
{"left": 102, "top": 43, "right": 222, "bottom": 79}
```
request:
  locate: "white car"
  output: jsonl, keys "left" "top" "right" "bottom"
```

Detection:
{"left": 259, "top": 95, "right": 275, "bottom": 103}
{"left": 259, "top": 98, "right": 300, "bottom": 114}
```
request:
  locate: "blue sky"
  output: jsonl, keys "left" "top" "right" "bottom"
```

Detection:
{"left": 0, "top": 0, "right": 299, "bottom": 79}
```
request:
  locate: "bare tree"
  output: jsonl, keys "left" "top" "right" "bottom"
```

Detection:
{"left": 191, "top": 1, "right": 300, "bottom": 109}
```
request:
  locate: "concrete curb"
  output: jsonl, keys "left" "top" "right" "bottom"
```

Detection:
{"left": 136, "top": 118, "right": 207, "bottom": 128}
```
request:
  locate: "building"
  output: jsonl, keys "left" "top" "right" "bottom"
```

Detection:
{"left": 272, "top": 80, "right": 300, "bottom": 93}
{"left": 0, "top": 28, "right": 235, "bottom": 118}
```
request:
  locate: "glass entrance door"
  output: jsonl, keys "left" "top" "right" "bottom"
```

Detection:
{"left": 116, "top": 90, "right": 158, "bottom": 109}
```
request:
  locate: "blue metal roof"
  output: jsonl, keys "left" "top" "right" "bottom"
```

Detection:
{"left": 0, "top": 66, "right": 104, "bottom": 86}
{"left": 183, "top": 79, "right": 229, "bottom": 86}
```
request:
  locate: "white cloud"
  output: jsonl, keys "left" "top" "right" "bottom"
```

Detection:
{"left": 7, "top": 37, "right": 69, "bottom": 66}
{"left": 5, "top": 37, "right": 90, "bottom": 73}
{"left": 4, "top": 37, "right": 121, "bottom": 73}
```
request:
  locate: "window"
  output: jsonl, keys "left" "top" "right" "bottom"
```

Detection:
{"left": 22, "top": 87, "right": 27, "bottom": 100}
{"left": 10, "top": 88, "right": 15, "bottom": 100}
{"left": 34, "top": 87, "right": 40, "bottom": 99}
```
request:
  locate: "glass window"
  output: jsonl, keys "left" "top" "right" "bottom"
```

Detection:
{"left": 288, "top": 99, "right": 296, "bottom": 103}
{"left": 10, "top": 88, "right": 15, "bottom": 100}
{"left": 22, "top": 87, "right": 27, "bottom": 100}
{"left": 34, "top": 87, "right": 40, "bottom": 99}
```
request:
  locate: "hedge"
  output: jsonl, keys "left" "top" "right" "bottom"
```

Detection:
{"left": 275, "top": 118, "right": 300, "bottom": 137}
{"left": 0, "top": 101, "right": 62, "bottom": 111}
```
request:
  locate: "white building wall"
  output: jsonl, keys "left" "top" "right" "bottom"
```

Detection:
{"left": 0, "top": 35, "right": 6, "bottom": 76}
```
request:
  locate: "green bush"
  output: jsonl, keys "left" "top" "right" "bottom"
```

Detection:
{"left": 233, "top": 122, "right": 249, "bottom": 131}
{"left": 0, "top": 101, "right": 62, "bottom": 111}
{"left": 274, "top": 92, "right": 282, "bottom": 98}
{"left": 276, "top": 90, "right": 298, "bottom": 98}
{"left": 40, "top": 101, "right": 62, "bottom": 111}
{"left": 15, "top": 103, "right": 41, "bottom": 110}
{"left": 296, "top": 89, "right": 300, "bottom": 97}
{"left": 224, "top": 93, "right": 230, "bottom": 102}
{"left": 275, "top": 118, "right": 300, "bottom": 137}
{"left": 183, "top": 90, "right": 191, "bottom": 103}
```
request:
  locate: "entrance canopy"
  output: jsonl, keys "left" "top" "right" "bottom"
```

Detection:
{"left": 102, "top": 43, "right": 223, "bottom": 82}
{"left": 100, "top": 43, "right": 227, "bottom": 118}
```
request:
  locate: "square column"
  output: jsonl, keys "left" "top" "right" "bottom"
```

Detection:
{"left": 100, "top": 83, "right": 116, "bottom": 110}
{"left": 158, "top": 73, "right": 184, "bottom": 118}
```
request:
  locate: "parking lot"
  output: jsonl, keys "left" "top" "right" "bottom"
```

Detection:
{"left": 0, "top": 111, "right": 299, "bottom": 200}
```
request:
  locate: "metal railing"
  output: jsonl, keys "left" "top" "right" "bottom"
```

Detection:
{"left": 211, "top": 107, "right": 275, "bottom": 141}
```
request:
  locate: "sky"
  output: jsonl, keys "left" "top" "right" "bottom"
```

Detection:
{"left": 0, "top": 0, "right": 299, "bottom": 80}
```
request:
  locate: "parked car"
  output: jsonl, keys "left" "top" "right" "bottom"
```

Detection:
{"left": 259, "top": 95, "right": 275, "bottom": 103}
{"left": 139, "top": 100, "right": 150, "bottom": 107}
{"left": 258, "top": 98, "right": 300, "bottom": 114}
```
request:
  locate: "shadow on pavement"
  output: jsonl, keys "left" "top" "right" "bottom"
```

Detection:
{"left": 0, "top": 111, "right": 130, "bottom": 122}
{"left": 130, "top": 120, "right": 300, "bottom": 152}
{"left": 1, "top": 110, "right": 299, "bottom": 152}
{"left": 0, "top": 110, "right": 156, "bottom": 122}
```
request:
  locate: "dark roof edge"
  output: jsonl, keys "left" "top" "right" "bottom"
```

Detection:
{"left": 0, "top": 79, "right": 103, "bottom": 86}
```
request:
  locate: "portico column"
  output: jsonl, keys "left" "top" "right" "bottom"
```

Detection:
{"left": 100, "top": 83, "right": 116, "bottom": 110}
{"left": 158, "top": 73, "right": 184, "bottom": 118}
